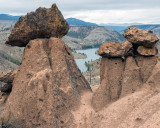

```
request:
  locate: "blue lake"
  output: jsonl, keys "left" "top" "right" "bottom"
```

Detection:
{"left": 75, "top": 48, "right": 100, "bottom": 72}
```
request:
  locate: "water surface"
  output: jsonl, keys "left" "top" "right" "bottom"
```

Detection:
{"left": 75, "top": 48, "right": 100, "bottom": 72}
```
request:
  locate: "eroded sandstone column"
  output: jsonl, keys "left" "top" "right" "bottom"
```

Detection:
{"left": 92, "top": 26, "right": 159, "bottom": 111}
{"left": 0, "top": 4, "right": 91, "bottom": 128}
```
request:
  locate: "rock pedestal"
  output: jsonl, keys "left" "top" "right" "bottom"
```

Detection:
{"left": 0, "top": 38, "right": 91, "bottom": 127}
{"left": 92, "top": 26, "right": 159, "bottom": 111}
{"left": 0, "top": 4, "right": 92, "bottom": 128}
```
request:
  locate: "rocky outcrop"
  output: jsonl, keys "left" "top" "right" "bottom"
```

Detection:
{"left": 0, "top": 3, "right": 92, "bottom": 128}
{"left": 123, "top": 25, "right": 159, "bottom": 48}
{"left": 92, "top": 58, "right": 124, "bottom": 110}
{"left": 0, "top": 70, "right": 17, "bottom": 84}
{"left": 98, "top": 41, "right": 132, "bottom": 58}
{"left": 0, "top": 70, "right": 17, "bottom": 92}
{"left": 0, "top": 37, "right": 91, "bottom": 127}
{"left": 6, "top": 4, "right": 69, "bottom": 47}
{"left": 137, "top": 46, "right": 158, "bottom": 56}
{"left": 92, "top": 26, "right": 159, "bottom": 111}
{"left": 123, "top": 25, "right": 159, "bottom": 56}
{"left": 1, "top": 3, "right": 160, "bottom": 127}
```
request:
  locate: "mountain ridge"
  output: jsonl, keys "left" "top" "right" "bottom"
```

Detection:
{"left": 66, "top": 18, "right": 98, "bottom": 26}
{"left": 0, "top": 14, "right": 21, "bottom": 20}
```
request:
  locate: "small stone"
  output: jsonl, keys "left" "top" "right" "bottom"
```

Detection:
{"left": 98, "top": 41, "right": 133, "bottom": 57}
{"left": 123, "top": 25, "right": 159, "bottom": 48}
{"left": 5, "top": 4, "right": 69, "bottom": 47}
{"left": 0, "top": 83, "right": 12, "bottom": 93}
{"left": 137, "top": 46, "right": 158, "bottom": 56}
{"left": 0, "top": 70, "right": 17, "bottom": 84}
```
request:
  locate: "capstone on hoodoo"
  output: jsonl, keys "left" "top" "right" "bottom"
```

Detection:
{"left": 92, "top": 26, "right": 159, "bottom": 111}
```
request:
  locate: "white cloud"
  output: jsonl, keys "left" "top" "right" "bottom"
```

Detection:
{"left": 64, "top": 8, "right": 160, "bottom": 24}
{"left": 0, "top": 0, "right": 160, "bottom": 24}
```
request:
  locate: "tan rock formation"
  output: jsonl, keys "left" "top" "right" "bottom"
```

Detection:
{"left": 137, "top": 46, "right": 158, "bottom": 56}
{"left": 123, "top": 25, "right": 159, "bottom": 48}
{"left": 98, "top": 41, "right": 133, "bottom": 57}
{"left": 0, "top": 70, "right": 17, "bottom": 84}
{"left": 92, "top": 58, "right": 124, "bottom": 110}
{"left": 92, "top": 55, "right": 158, "bottom": 110}
{"left": 0, "top": 38, "right": 91, "bottom": 127}
{"left": 6, "top": 4, "right": 69, "bottom": 47}
{"left": 0, "top": 70, "right": 17, "bottom": 92}
{"left": 1, "top": 3, "right": 160, "bottom": 128}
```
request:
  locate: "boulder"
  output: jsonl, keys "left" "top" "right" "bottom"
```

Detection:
{"left": 5, "top": 4, "right": 69, "bottom": 47}
{"left": 0, "top": 37, "right": 91, "bottom": 127}
{"left": 0, "top": 70, "right": 17, "bottom": 84}
{"left": 0, "top": 70, "right": 17, "bottom": 92}
{"left": 137, "top": 46, "right": 158, "bottom": 56}
{"left": 0, "top": 83, "right": 12, "bottom": 93}
{"left": 123, "top": 25, "right": 159, "bottom": 48}
{"left": 98, "top": 41, "right": 133, "bottom": 57}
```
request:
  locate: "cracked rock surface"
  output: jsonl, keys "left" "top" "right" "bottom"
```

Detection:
{"left": 6, "top": 4, "right": 69, "bottom": 47}
{"left": 0, "top": 37, "right": 91, "bottom": 127}
{"left": 92, "top": 55, "right": 159, "bottom": 111}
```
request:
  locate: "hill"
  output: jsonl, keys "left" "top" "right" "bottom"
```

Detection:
{"left": 104, "top": 24, "right": 160, "bottom": 34}
{"left": 0, "top": 14, "right": 20, "bottom": 20}
{"left": 66, "top": 18, "right": 97, "bottom": 26}
{"left": 63, "top": 25, "right": 125, "bottom": 49}
{"left": 104, "top": 25, "right": 128, "bottom": 32}
{"left": 0, "top": 26, "right": 24, "bottom": 73}
{"left": 136, "top": 25, "right": 160, "bottom": 34}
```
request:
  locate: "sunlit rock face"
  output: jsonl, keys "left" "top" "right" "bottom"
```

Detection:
{"left": 6, "top": 4, "right": 69, "bottom": 47}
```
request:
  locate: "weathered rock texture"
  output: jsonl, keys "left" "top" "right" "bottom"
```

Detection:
{"left": 6, "top": 4, "right": 69, "bottom": 47}
{"left": 93, "top": 28, "right": 159, "bottom": 110}
{"left": 0, "top": 38, "right": 91, "bottom": 127}
{"left": 123, "top": 25, "right": 159, "bottom": 48}
{"left": 137, "top": 46, "right": 158, "bottom": 56}
{"left": 92, "top": 58, "right": 124, "bottom": 110}
{"left": 92, "top": 55, "right": 159, "bottom": 111}
{"left": 98, "top": 41, "right": 133, "bottom": 57}
{"left": 0, "top": 70, "right": 17, "bottom": 92}
{"left": 0, "top": 70, "right": 17, "bottom": 84}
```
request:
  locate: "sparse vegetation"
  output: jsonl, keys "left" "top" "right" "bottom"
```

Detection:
{"left": 83, "top": 59, "right": 100, "bottom": 85}
{"left": 82, "top": 43, "right": 102, "bottom": 49}
{"left": 0, "top": 52, "right": 20, "bottom": 65}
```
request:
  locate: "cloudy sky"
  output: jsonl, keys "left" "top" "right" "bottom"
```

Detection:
{"left": 0, "top": 0, "right": 160, "bottom": 24}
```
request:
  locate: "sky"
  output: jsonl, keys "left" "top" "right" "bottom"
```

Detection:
{"left": 0, "top": 0, "right": 160, "bottom": 24}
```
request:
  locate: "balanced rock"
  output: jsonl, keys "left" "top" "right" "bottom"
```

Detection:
{"left": 98, "top": 41, "right": 133, "bottom": 57}
{"left": 6, "top": 4, "right": 69, "bottom": 47}
{"left": 123, "top": 25, "right": 159, "bottom": 48}
{"left": 137, "top": 46, "right": 158, "bottom": 56}
{"left": 0, "top": 37, "right": 91, "bottom": 127}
